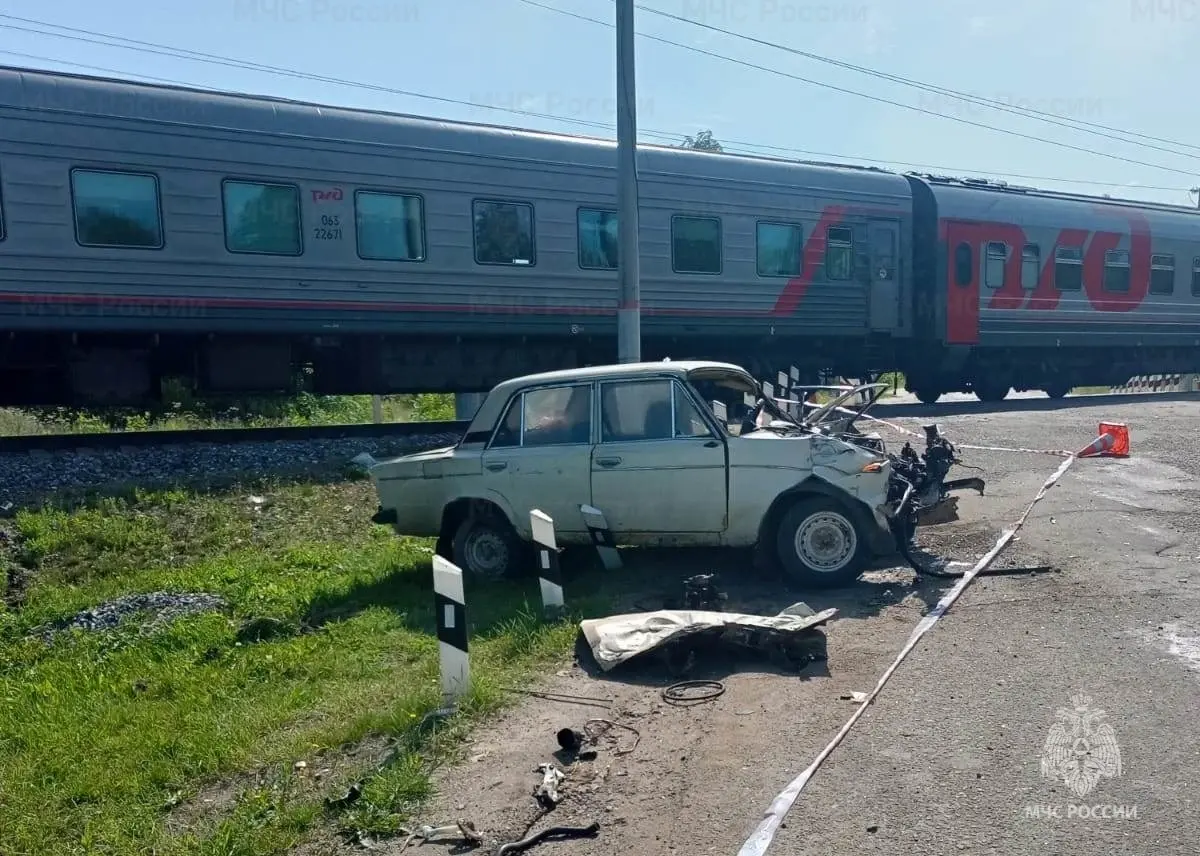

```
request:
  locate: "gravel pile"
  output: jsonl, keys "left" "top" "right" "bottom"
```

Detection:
{"left": 32, "top": 591, "right": 228, "bottom": 642}
{"left": 0, "top": 430, "right": 461, "bottom": 512}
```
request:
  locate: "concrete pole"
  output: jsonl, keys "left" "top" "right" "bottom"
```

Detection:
{"left": 616, "top": 0, "right": 641, "bottom": 363}
{"left": 454, "top": 393, "right": 486, "bottom": 421}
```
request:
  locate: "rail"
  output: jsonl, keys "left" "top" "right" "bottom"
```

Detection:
{"left": 0, "top": 420, "right": 470, "bottom": 454}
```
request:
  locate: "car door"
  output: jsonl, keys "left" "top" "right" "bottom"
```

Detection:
{"left": 589, "top": 377, "right": 727, "bottom": 543}
{"left": 478, "top": 382, "right": 594, "bottom": 537}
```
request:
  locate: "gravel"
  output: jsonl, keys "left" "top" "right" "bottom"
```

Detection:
{"left": 31, "top": 591, "right": 229, "bottom": 642}
{"left": 0, "top": 430, "right": 462, "bottom": 512}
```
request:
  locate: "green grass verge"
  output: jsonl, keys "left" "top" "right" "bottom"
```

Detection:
{"left": 0, "top": 392, "right": 457, "bottom": 436}
{"left": 0, "top": 479, "right": 613, "bottom": 855}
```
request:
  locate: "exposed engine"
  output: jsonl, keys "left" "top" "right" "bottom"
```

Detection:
{"left": 887, "top": 423, "right": 985, "bottom": 537}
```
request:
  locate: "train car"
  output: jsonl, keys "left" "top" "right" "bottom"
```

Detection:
{"left": 902, "top": 174, "right": 1200, "bottom": 403}
{"left": 0, "top": 64, "right": 914, "bottom": 406}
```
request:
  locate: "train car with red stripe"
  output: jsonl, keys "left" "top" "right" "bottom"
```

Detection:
{"left": 0, "top": 64, "right": 913, "bottom": 406}
{"left": 902, "top": 174, "right": 1200, "bottom": 403}
{"left": 1, "top": 64, "right": 1197, "bottom": 408}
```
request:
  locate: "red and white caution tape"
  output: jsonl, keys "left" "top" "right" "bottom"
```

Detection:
{"left": 797, "top": 398, "right": 1075, "bottom": 457}
{"left": 735, "top": 452, "right": 1078, "bottom": 856}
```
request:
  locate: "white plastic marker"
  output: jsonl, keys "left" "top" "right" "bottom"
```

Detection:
{"left": 432, "top": 555, "right": 470, "bottom": 705}
{"left": 580, "top": 504, "right": 622, "bottom": 571}
{"left": 736, "top": 452, "right": 1078, "bottom": 856}
{"left": 531, "top": 509, "right": 563, "bottom": 614}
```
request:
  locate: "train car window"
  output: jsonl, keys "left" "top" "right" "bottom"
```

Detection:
{"left": 1150, "top": 254, "right": 1175, "bottom": 295}
{"left": 1103, "top": 249, "right": 1131, "bottom": 293}
{"left": 473, "top": 199, "right": 535, "bottom": 266}
{"left": 222, "top": 180, "right": 302, "bottom": 255}
{"left": 578, "top": 209, "right": 618, "bottom": 270}
{"left": 826, "top": 226, "right": 853, "bottom": 280}
{"left": 1021, "top": 245, "right": 1040, "bottom": 290}
{"left": 1193, "top": 258, "right": 1200, "bottom": 297}
{"left": 672, "top": 215, "right": 722, "bottom": 274}
{"left": 984, "top": 242, "right": 1007, "bottom": 288}
{"left": 70, "top": 169, "right": 163, "bottom": 249}
{"left": 355, "top": 191, "right": 425, "bottom": 262}
{"left": 1054, "top": 246, "right": 1083, "bottom": 290}
{"left": 756, "top": 222, "right": 803, "bottom": 277}
{"left": 953, "top": 243, "right": 972, "bottom": 286}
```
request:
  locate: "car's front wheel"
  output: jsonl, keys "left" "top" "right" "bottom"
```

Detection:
{"left": 452, "top": 512, "right": 523, "bottom": 580}
{"left": 775, "top": 496, "right": 869, "bottom": 588}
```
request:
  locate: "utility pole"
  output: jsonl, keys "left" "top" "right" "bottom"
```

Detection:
{"left": 616, "top": 0, "right": 641, "bottom": 362}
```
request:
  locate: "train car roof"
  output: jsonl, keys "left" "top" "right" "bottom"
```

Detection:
{"left": 909, "top": 171, "right": 1200, "bottom": 219}
{"left": 0, "top": 63, "right": 912, "bottom": 191}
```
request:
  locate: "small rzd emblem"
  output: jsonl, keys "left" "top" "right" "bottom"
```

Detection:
{"left": 1040, "top": 693, "right": 1122, "bottom": 797}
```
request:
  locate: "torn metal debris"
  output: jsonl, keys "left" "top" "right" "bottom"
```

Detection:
{"left": 579, "top": 605, "right": 836, "bottom": 674}
{"left": 533, "top": 763, "right": 565, "bottom": 809}
{"left": 399, "top": 819, "right": 482, "bottom": 850}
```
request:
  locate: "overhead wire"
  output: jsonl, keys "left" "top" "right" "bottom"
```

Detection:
{"left": 633, "top": 1, "right": 1200, "bottom": 159}
{"left": 515, "top": 0, "right": 1200, "bottom": 179}
{"left": 0, "top": 13, "right": 1192, "bottom": 195}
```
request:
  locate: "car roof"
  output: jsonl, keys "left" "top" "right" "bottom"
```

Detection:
{"left": 463, "top": 359, "right": 755, "bottom": 440}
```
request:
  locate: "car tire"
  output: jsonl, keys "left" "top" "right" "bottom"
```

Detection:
{"left": 451, "top": 511, "right": 523, "bottom": 580}
{"left": 775, "top": 495, "right": 869, "bottom": 588}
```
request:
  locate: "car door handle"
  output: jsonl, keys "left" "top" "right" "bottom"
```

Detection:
{"left": 485, "top": 461, "right": 508, "bottom": 472}
{"left": 596, "top": 457, "right": 622, "bottom": 468}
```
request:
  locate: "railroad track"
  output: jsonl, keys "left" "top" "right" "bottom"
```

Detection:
{"left": 0, "top": 420, "right": 470, "bottom": 454}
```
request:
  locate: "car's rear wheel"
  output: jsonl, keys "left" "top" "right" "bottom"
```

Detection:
{"left": 775, "top": 496, "right": 868, "bottom": 588}
{"left": 452, "top": 512, "right": 523, "bottom": 580}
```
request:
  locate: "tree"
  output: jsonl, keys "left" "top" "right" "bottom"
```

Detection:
{"left": 680, "top": 129, "right": 723, "bottom": 152}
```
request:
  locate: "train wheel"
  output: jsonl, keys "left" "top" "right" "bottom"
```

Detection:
{"left": 973, "top": 379, "right": 1010, "bottom": 402}
{"left": 1044, "top": 381, "right": 1071, "bottom": 399}
{"left": 911, "top": 387, "right": 942, "bottom": 405}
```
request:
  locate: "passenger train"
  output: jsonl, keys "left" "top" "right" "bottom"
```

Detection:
{"left": 1, "top": 63, "right": 1198, "bottom": 407}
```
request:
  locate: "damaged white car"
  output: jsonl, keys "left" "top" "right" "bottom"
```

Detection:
{"left": 368, "top": 361, "right": 976, "bottom": 587}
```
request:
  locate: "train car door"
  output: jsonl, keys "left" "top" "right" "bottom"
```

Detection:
{"left": 942, "top": 221, "right": 980, "bottom": 345}
{"left": 867, "top": 219, "right": 900, "bottom": 330}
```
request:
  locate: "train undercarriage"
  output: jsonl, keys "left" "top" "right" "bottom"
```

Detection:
{"left": 0, "top": 329, "right": 1196, "bottom": 408}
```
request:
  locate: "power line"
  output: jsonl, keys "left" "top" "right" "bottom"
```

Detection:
{"left": 634, "top": 2, "right": 1200, "bottom": 159}
{"left": 0, "top": 26, "right": 1187, "bottom": 194}
{"left": 515, "top": 0, "right": 1200, "bottom": 179}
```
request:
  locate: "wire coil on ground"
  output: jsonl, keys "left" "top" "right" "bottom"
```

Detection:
{"left": 662, "top": 680, "right": 725, "bottom": 706}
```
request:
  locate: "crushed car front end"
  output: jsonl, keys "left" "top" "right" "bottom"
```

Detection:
{"left": 755, "top": 380, "right": 986, "bottom": 561}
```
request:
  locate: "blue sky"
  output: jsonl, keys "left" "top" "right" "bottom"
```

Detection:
{"left": 2, "top": 0, "right": 1198, "bottom": 207}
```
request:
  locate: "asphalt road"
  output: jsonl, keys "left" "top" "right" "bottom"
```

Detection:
{"left": 763, "top": 396, "right": 1200, "bottom": 855}
{"left": 405, "top": 394, "right": 1200, "bottom": 856}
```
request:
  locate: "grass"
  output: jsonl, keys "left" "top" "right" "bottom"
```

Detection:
{"left": 0, "top": 478, "right": 614, "bottom": 855}
{"left": 0, "top": 392, "right": 457, "bottom": 436}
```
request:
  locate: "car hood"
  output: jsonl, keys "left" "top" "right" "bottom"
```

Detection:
{"left": 368, "top": 444, "right": 459, "bottom": 480}
{"left": 760, "top": 381, "right": 889, "bottom": 432}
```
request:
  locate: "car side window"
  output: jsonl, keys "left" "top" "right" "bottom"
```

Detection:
{"left": 673, "top": 383, "right": 713, "bottom": 438}
{"left": 490, "top": 394, "right": 523, "bottom": 448}
{"left": 521, "top": 384, "right": 593, "bottom": 446}
{"left": 600, "top": 379, "right": 713, "bottom": 442}
{"left": 601, "top": 380, "right": 672, "bottom": 442}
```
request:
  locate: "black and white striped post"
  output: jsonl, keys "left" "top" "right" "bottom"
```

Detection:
{"left": 531, "top": 509, "right": 564, "bottom": 616}
{"left": 580, "top": 504, "right": 622, "bottom": 571}
{"left": 432, "top": 555, "right": 470, "bottom": 705}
